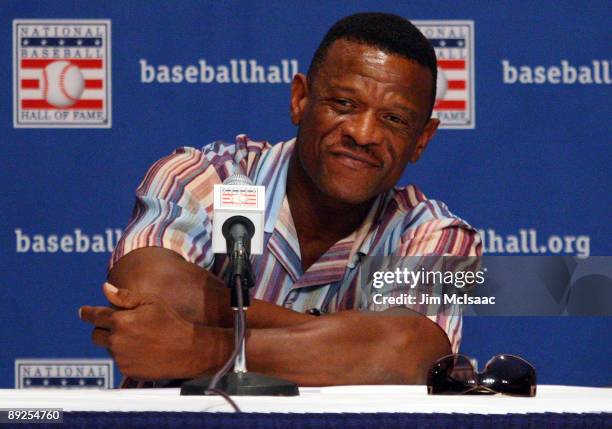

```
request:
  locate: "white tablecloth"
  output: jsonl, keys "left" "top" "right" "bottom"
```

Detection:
{"left": 0, "top": 385, "right": 610, "bottom": 414}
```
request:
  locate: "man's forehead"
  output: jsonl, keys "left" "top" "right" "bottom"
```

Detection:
{"left": 313, "top": 39, "right": 432, "bottom": 91}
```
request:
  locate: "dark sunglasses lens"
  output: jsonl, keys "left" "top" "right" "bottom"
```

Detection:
{"left": 483, "top": 355, "right": 537, "bottom": 396}
{"left": 428, "top": 354, "right": 478, "bottom": 395}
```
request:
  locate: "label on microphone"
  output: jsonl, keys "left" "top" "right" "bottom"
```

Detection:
{"left": 213, "top": 183, "right": 265, "bottom": 255}
{"left": 220, "top": 187, "right": 259, "bottom": 207}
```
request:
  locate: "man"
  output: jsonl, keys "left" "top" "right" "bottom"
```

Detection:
{"left": 80, "top": 12, "right": 481, "bottom": 386}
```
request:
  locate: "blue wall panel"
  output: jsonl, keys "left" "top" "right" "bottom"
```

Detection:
{"left": 1, "top": 1, "right": 610, "bottom": 387}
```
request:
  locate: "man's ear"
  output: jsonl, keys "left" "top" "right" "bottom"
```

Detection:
{"left": 290, "top": 73, "right": 309, "bottom": 125}
{"left": 409, "top": 118, "right": 440, "bottom": 163}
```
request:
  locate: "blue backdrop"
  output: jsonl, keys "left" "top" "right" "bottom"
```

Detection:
{"left": 1, "top": 0, "right": 610, "bottom": 387}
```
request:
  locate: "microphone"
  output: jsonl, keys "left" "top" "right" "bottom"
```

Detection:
{"left": 212, "top": 173, "right": 265, "bottom": 256}
{"left": 213, "top": 173, "right": 265, "bottom": 303}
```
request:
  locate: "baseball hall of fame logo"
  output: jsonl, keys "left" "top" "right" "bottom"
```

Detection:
{"left": 13, "top": 20, "right": 111, "bottom": 128}
{"left": 415, "top": 21, "right": 475, "bottom": 129}
{"left": 15, "top": 359, "right": 113, "bottom": 389}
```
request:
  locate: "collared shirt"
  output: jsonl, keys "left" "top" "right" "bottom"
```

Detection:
{"left": 111, "top": 135, "right": 481, "bottom": 353}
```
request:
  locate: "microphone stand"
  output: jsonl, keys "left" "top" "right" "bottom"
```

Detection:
{"left": 181, "top": 225, "right": 299, "bottom": 396}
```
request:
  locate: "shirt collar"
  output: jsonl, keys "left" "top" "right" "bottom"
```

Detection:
{"left": 346, "top": 193, "right": 387, "bottom": 269}
{"left": 257, "top": 138, "right": 295, "bottom": 234}
{"left": 290, "top": 195, "right": 384, "bottom": 288}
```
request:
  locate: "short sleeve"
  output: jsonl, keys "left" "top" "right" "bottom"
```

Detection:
{"left": 109, "top": 147, "right": 217, "bottom": 271}
{"left": 405, "top": 219, "right": 481, "bottom": 353}
{"left": 367, "top": 217, "right": 482, "bottom": 353}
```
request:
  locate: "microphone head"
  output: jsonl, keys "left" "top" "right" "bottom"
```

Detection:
{"left": 223, "top": 174, "right": 253, "bottom": 186}
{"left": 213, "top": 174, "right": 265, "bottom": 255}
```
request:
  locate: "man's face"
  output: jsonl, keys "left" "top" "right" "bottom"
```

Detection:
{"left": 290, "top": 39, "right": 439, "bottom": 205}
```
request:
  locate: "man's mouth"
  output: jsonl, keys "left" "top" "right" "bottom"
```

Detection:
{"left": 329, "top": 148, "right": 382, "bottom": 169}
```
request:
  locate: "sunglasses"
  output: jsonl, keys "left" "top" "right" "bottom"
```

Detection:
{"left": 427, "top": 353, "right": 537, "bottom": 397}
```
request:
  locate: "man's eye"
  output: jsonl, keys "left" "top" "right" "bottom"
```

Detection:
{"left": 334, "top": 99, "right": 353, "bottom": 108}
{"left": 385, "top": 114, "right": 405, "bottom": 124}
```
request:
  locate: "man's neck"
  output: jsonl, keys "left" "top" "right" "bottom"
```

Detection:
{"left": 286, "top": 152, "right": 374, "bottom": 271}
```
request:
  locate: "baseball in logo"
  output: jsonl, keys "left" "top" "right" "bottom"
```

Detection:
{"left": 415, "top": 21, "right": 475, "bottom": 129}
{"left": 42, "top": 61, "right": 85, "bottom": 107}
{"left": 13, "top": 20, "right": 111, "bottom": 128}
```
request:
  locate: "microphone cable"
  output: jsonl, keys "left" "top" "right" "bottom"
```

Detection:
{"left": 204, "top": 275, "right": 246, "bottom": 412}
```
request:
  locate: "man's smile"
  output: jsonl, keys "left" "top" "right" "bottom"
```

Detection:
{"left": 328, "top": 147, "right": 382, "bottom": 169}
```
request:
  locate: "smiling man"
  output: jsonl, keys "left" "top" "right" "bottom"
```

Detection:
{"left": 80, "top": 13, "right": 481, "bottom": 386}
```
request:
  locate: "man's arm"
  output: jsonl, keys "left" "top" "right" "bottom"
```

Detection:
{"left": 107, "top": 246, "right": 313, "bottom": 329}
{"left": 82, "top": 282, "right": 450, "bottom": 385}
{"left": 86, "top": 246, "right": 450, "bottom": 385}
{"left": 236, "top": 309, "right": 450, "bottom": 385}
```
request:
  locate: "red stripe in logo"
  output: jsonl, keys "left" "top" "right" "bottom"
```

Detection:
{"left": 447, "top": 80, "right": 466, "bottom": 90}
{"left": 437, "top": 60, "right": 465, "bottom": 70}
{"left": 21, "top": 100, "right": 103, "bottom": 109}
{"left": 21, "top": 59, "right": 103, "bottom": 69}
{"left": 20, "top": 79, "right": 103, "bottom": 90}
{"left": 85, "top": 79, "right": 103, "bottom": 89}
{"left": 434, "top": 100, "right": 466, "bottom": 110}
{"left": 21, "top": 79, "right": 39, "bottom": 89}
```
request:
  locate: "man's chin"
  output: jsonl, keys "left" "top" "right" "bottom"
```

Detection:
{"left": 319, "top": 181, "right": 380, "bottom": 207}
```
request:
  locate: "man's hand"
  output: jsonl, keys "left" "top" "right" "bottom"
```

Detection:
{"left": 80, "top": 283, "right": 209, "bottom": 381}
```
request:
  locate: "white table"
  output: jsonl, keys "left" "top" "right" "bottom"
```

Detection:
{"left": 1, "top": 385, "right": 610, "bottom": 428}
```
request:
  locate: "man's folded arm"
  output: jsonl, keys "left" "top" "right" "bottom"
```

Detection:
{"left": 107, "top": 246, "right": 314, "bottom": 329}
{"left": 237, "top": 308, "right": 450, "bottom": 385}
{"left": 106, "top": 246, "right": 451, "bottom": 384}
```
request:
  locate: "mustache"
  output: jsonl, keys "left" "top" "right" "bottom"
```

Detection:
{"left": 334, "top": 137, "right": 385, "bottom": 166}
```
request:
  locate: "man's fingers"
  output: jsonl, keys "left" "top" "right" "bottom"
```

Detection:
{"left": 103, "top": 282, "right": 153, "bottom": 310}
{"left": 79, "top": 305, "right": 114, "bottom": 329}
{"left": 91, "top": 327, "right": 110, "bottom": 348}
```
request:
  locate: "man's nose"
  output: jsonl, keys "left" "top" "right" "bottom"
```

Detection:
{"left": 342, "top": 110, "right": 383, "bottom": 146}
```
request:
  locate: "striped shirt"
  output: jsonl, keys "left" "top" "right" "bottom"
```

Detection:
{"left": 111, "top": 135, "right": 481, "bottom": 353}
